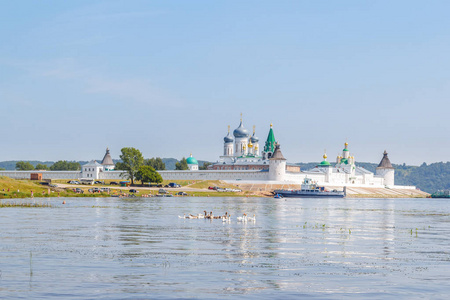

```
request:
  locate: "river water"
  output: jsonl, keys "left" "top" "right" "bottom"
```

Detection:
{"left": 0, "top": 197, "right": 449, "bottom": 299}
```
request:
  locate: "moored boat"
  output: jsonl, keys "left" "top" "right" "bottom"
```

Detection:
{"left": 273, "top": 178, "right": 345, "bottom": 198}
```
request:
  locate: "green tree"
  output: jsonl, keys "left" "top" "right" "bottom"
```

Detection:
{"left": 199, "top": 162, "right": 212, "bottom": 170}
{"left": 119, "top": 147, "right": 144, "bottom": 185}
{"left": 50, "top": 161, "right": 81, "bottom": 171}
{"left": 114, "top": 162, "right": 126, "bottom": 170}
{"left": 135, "top": 165, "right": 163, "bottom": 184}
{"left": 35, "top": 163, "right": 48, "bottom": 170}
{"left": 175, "top": 157, "right": 189, "bottom": 170}
{"left": 16, "top": 161, "right": 35, "bottom": 170}
{"left": 144, "top": 157, "right": 166, "bottom": 170}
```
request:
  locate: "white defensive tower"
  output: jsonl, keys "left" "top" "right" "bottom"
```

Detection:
{"left": 269, "top": 143, "right": 286, "bottom": 181}
{"left": 376, "top": 150, "right": 395, "bottom": 186}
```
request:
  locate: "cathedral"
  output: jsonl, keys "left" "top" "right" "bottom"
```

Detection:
{"left": 212, "top": 117, "right": 300, "bottom": 173}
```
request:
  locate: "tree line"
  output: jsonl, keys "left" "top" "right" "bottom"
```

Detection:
{"left": 15, "top": 161, "right": 81, "bottom": 171}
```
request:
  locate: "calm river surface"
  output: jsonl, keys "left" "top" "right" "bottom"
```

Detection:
{"left": 0, "top": 197, "right": 449, "bottom": 299}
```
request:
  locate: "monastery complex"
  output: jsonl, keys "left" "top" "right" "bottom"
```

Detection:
{"left": 0, "top": 117, "right": 414, "bottom": 191}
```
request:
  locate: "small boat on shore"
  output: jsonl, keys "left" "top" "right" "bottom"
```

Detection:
{"left": 273, "top": 178, "right": 346, "bottom": 198}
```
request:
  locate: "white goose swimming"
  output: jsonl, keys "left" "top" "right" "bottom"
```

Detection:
{"left": 237, "top": 213, "right": 247, "bottom": 222}
{"left": 247, "top": 214, "right": 256, "bottom": 222}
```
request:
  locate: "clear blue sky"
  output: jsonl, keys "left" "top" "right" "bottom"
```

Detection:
{"left": 1, "top": 0, "right": 449, "bottom": 165}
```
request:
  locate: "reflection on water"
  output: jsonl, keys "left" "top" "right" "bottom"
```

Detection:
{"left": 0, "top": 197, "right": 449, "bottom": 298}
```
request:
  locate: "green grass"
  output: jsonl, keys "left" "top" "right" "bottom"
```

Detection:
{"left": 0, "top": 201, "right": 52, "bottom": 208}
{"left": 0, "top": 177, "right": 269, "bottom": 199}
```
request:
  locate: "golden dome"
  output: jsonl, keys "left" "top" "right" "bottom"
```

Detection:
{"left": 323, "top": 153, "right": 327, "bottom": 159}
{"left": 345, "top": 142, "right": 348, "bottom": 147}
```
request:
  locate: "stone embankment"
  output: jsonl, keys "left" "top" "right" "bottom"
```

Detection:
{"left": 231, "top": 182, "right": 429, "bottom": 198}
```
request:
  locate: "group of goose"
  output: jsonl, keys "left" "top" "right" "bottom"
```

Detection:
{"left": 178, "top": 211, "right": 256, "bottom": 222}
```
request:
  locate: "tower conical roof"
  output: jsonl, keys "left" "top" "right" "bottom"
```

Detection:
{"left": 101, "top": 148, "right": 114, "bottom": 166}
{"left": 270, "top": 143, "right": 286, "bottom": 160}
{"left": 377, "top": 150, "right": 394, "bottom": 169}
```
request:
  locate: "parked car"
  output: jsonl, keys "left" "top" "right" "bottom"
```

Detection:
{"left": 168, "top": 182, "right": 181, "bottom": 188}
{"left": 68, "top": 180, "right": 80, "bottom": 185}
{"left": 149, "top": 183, "right": 163, "bottom": 187}
{"left": 92, "top": 187, "right": 101, "bottom": 193}
{"left": 100, "top": 188, "right": 110, "bottom": 193}
{"left": 177, "top": 192, "right": 188, "bottom": 196}
{"left": 110, "top": 182, "right": 118, "bottom": 185}
{"left": 129, "top": 189, "right": 139, "bottom": 193}
{"left": 158, "top": 189, "right": 168, "bottom": 194}
{"left": 94, "top": 181, "right": 103, "bottom": 184}
{"left": 49, "top": 184, "right": 57, "bottom": 188}
{"left": 74, "top": 188, "right": 83, "bottom": 193}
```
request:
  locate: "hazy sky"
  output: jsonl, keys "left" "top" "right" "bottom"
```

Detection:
{"left": 1, "top": 1, "right": 449, "bottom": 165}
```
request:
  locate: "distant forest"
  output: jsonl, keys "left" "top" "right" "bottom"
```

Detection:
{"left": 1, "top": 159, "right": 449, "bottom": 193}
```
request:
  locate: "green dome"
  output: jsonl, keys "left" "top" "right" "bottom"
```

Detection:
{"left": 186, "top": 156, "right": 198, "bottom": 165}
{"left": 343, "top": 149, "right": 349, "bottom": 151}
{"left": 340, "top": 158, "right": 348, "bottom": 164}
{"left": 318, "top": 160, "right": 331, "bottom": 166}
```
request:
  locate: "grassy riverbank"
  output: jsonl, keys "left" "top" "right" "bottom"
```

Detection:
{"left": 0, "top": 176, "right": 110, "bottom": 199}
{"left": 0, "top": 177, "right": 255, "bottom": 199}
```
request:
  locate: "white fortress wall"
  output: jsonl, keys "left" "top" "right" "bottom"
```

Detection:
{"left": 98, "top": 171, "right": 127, "bottom": 180}
{"left": 159, "top": 170, "right": 269, "bottom": 181}
{"left": 0, "top": 170, "right": 416, "bottom": 189}
{"left": 0, "top": 171, "right": 80, "bottom": 180}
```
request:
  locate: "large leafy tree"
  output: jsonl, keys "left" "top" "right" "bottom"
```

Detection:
{"left": 50, "top": 161, "right": 81, "bottom": 171}
{"left": 35, "top": 163, "right": 48, "bottom": 170}
{"left": 175, "top": 157, "right": 189, "bottom": 170}
{"left": 16, "top": 161, "right": 35, "bottom": 170}
{"left": 119, "top": 147, "right": 144, "bottom": 185}
{"left": 144, "top": 157, "right": 166, "bottom": 170}
{"left": 114, "top": 162, "right": 126, "bottom": 170}
{"left": 135, "top": 165, "right": 163, "bottom": 184}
